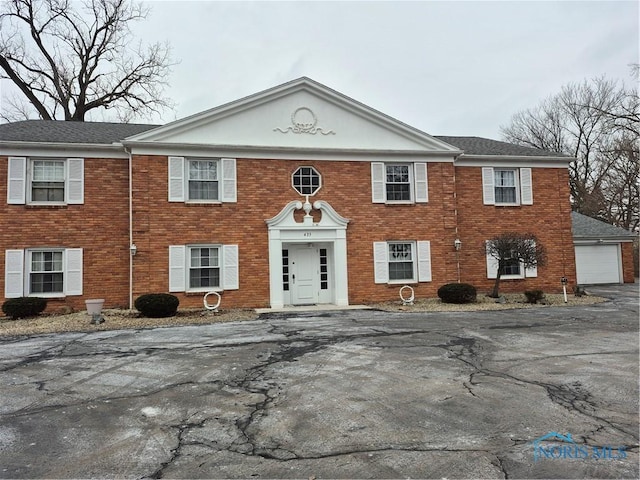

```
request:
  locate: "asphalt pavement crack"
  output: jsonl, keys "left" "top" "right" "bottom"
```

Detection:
{"left": 148, "top": 415, "right": 208, "bottom": 479}
{"left": 435, "top": 333, "right": 638, "bottom": 440}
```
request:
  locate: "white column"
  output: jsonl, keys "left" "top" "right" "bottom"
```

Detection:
{"left": 334, "top": 230, "right": 349, "bottom": 306}
{"left": 268, "top": 230, "right": 284, "bottom": 308}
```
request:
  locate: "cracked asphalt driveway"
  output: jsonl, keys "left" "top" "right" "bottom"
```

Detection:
{"left": 0, "top": 284, "right": 638, "bottom": 479}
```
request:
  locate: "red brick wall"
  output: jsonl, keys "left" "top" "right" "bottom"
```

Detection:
{"left": 455, "top": 166, "right": 577, "bottom": 294}
{"left": 1, "top": 154, "right": 582, "bottom": 314}
{"left": 131, "top": 157, "right": 465, "bottom": 308}
{"left": 621, "top": 242, "right": 636, "bottom": 283}
{"left": 0, "top": 157, "right": 130, "bottom": 313}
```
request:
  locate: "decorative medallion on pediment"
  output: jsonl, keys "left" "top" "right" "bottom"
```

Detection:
{"left": 274, "top": 107, "right": 335, "bottom": 135}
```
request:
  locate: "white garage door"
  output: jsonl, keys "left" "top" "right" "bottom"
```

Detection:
{"left": 574, "top": 244, "right": 621, "bottom": 284}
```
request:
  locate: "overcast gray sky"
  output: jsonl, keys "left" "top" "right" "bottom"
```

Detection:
{"left": 3, "top": 0, "right": 638, "bottom": 140}
{"left": 138, "top": 0, "right": 638, "bottom": 140}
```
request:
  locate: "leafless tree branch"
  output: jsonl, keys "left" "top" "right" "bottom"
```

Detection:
{"left": 0, "top": 0, "right": 175, "bottom": 121}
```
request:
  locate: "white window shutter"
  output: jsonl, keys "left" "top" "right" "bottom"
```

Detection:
{"left": 373, "top": 242, "right": 388, "bottom": 283}
{"left": 417, "top": 241, "right": 432, "bottom": 282}
{"left": 169, "top": 245, "right": 186, "bottom": 292}
{"left": 66, "top": 158, "right": 84, "bottom": 204}
{"left": 482, "top": 167, "right": 495, "bottom": 205}
{"left": 525, "top": 239, "right": 538, "bottom": 277}
{"left": 7, "top": 157, "right": 26, "bottom": 205}
{"left": 221, "top": 158, "right": 237, "bottom": 203}
{"left": 414, "top": 163, "right": 428, "bottom": 203}
{"left": 222, "top": 244, "right": 239, "bottom": 290}
{"left": 371, "top": 163, "right": 385, "bottom": 203}
{"left": 525, "top": 263, "right": 538, "bottom": 278}
{"left": 65, "top": 248, "right": 83, "bottom": 296}
{"left": 168, "top": 157, "right": 185, "bottom": 202}
{"left": 486, "top": 241, "right": 499, "bottom": 279}
{"left": 520, "top": 168, "right": 533, "bottom": 205}
{"left": 4, "top": 249, "right": 24, "bottom": 298}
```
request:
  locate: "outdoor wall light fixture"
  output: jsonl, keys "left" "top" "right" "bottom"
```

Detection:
{"left": 453, "top": 239, "right": 462, "bottom": 251}
{"left": 130, "top": 244, "right": 137, "bottom": 256}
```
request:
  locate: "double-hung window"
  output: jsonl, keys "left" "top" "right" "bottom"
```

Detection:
{"left": 373, "top": 240, "right": 432, "bottom": 284}
{"left": 7, "top": 157, "right": 84, "bottom": 205}
{"left": 189, "top": 246, "right": 220, "bottom": 289}
{"left": 188, "top": 160, "right": 219, "bottom": 201}
{"left": 494, "top": 169, "right": 517, "bottom": 204}
{"left": 29, "top": 250, "right": 64, "bottom": 294}
{"left": 169, "top": 244, "right": 239, "bottom": 292}
{"left": 32, "top": 161, "right": 65, "bottom": 202}
{"left": 386, "top": 165, "right": 411, "bottom": 201}
{"left": 371, "top": 162, "right": 428, "bottom": 204}
{"left": 482, "top": 167, "right": 533, "bottom": 206}
{"left": 4, "top": 248, "right": 83, "bottom": 298}
{"left": 168, "top": 157, "right": 236, "bottom": 203}
{"left": 388, "top": 242, "right": 415, "bottom": 281}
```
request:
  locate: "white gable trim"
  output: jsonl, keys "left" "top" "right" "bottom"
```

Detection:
{"left": 125, "top": 78, "right": 462, "bottom": 153}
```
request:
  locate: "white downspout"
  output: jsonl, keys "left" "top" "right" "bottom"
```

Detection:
{"left": 126, "top": 146, "right": 134, "bottom": 310}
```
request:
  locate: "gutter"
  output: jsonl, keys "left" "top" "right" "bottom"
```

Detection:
{"left": 125, "top": 146, "right": 134, "bottom": 310}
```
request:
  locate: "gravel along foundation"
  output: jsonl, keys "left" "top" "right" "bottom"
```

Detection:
{"left": 0, "top": 293, "right": 605, "bottom": 338}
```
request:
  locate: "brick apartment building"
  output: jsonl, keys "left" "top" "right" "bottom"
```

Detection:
{"left": 3, "top": 77, "right": 622, "bottom": 313}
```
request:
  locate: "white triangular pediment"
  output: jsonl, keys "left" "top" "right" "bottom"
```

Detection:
{"left": 126, "top": 78, "right": 460, "bottom": 155}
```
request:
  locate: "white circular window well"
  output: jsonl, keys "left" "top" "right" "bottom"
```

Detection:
{"left": 292, "top": 166, "right": 322, "bottom": 196}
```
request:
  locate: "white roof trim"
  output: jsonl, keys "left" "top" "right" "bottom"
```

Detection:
{"left": 455, "top": 154, "right": 572, "bottom": 168}
{"left": 125, "top": 77, "right": 461, "bottom": 153}
{"left": 0, "top": 141, "right": 129, "bottom": 159}
{"left": 123, "top": 141, "right": 459, "bottom": 162}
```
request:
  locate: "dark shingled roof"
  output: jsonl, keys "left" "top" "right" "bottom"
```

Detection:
{"left": 571, "top": 211, "right": 636, "bottom": 239}
{"left": 0, "top": 120, "right": 158, "bottom": 144}
{"left": 435, "top": 135, "right": 565, "bottom": 157}
{"left": 0, "top": 120, "right": 566, "bottom": 157}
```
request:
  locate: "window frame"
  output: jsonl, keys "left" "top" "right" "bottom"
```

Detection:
{"left": 291, "top": 166, "right": 322, "bottom": 196}
{"left": 485, "top": 240, "right": 538, "bottom": 280}
{"left": 29, "top": 160, "right": 66, "bottom": 204}
{"left": 493, "top": 168, "right": 520, "bottom": 206}
{"left": 3, "top": 248, "right": 83, "bottom": 299}
{"left": 371, "top": 162, "right": 428, "bottom": 205}
{"left": 482, "top": 167, "right": 533, "bottom": 206}
{"left": 187, "top": 159, "right": 220, "bottom": 203}
{"left": 27, "top": 249, "right": 65, "bottom": 296}
{"left": 5, "top": 157, "right": 84, "bottom": 206}
{"left": 169, "top": 244, "right": 239, "bottom": 293}
{"left": 374, "top": 240, "right": 431, "bottom": 284}
{"left": 187, "top": 245, "right": 221, "bottom": 291}
{"left": 385, "top": 164, "right": 413, "bottom": 203}
{"left": 387, "top": 241, "right": 417, "bottom": 283}
{"left": 168, "top": 157, "right": 237, "bottom": 204}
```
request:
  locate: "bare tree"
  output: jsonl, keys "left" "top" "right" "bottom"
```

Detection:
{"left": 500, "top": 76, "right": 639, "bottom": 231}
{"left": 486, "top": 233, "right": 546, "bottom": 298}
{"left": 0, "top": 0, "right": 173, "bottom": 122}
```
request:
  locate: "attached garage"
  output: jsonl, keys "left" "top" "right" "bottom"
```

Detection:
{"left": 574, "top": 244, "right": 622, "bottom": 284}
{"left": 572, "top": 212, "right": 636, "bottom": 285}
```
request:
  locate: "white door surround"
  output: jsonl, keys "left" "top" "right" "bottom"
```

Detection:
{"left": 266, "top": 199, "right": 349, "bottom": 308}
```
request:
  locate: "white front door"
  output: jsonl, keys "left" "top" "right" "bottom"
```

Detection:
{"left": 290, "top": 245, "right": 319, "bottom": 305}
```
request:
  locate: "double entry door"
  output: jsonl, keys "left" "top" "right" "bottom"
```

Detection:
{"left": 284, "top": 244, "right": 331, "bottom": 305}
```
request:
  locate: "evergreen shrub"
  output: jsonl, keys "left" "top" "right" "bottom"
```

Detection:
{"left": 134, "top": 293, "right": 179, "bottom": 318}
{"left": 437, "top": 283, "right": 477, "bottom": 304}
{"left": 2, "top": 297, "right": 47, "bottom": 319}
